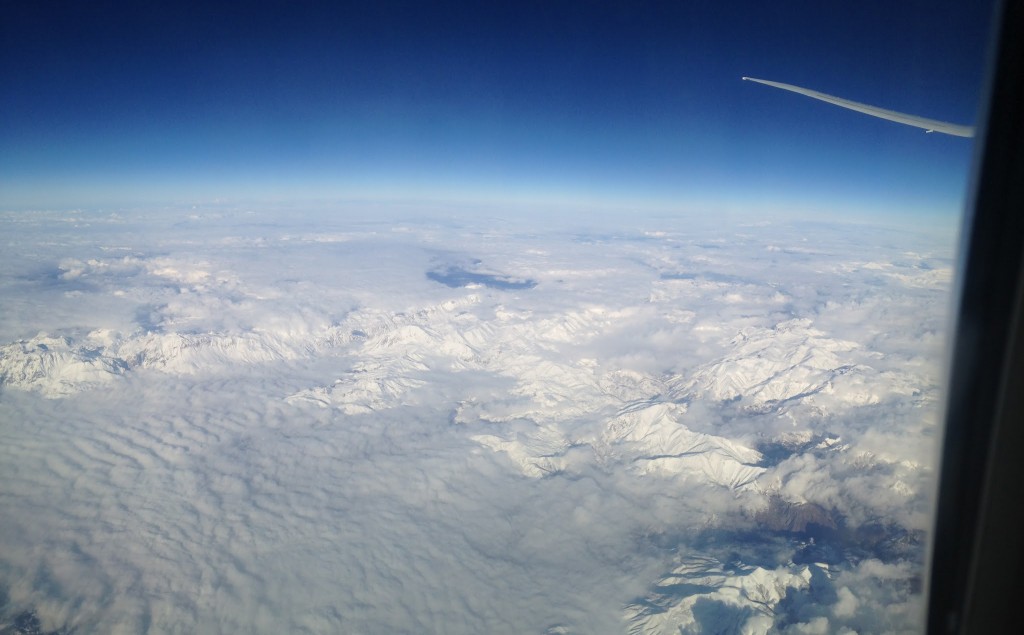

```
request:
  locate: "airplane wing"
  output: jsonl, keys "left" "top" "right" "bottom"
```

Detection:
{"left": 742, "top": 76, "right": 974, "bottom": 138}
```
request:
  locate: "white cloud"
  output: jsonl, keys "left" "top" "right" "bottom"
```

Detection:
{"left": 0, "top": 209, "right": 954, "bottom": 633}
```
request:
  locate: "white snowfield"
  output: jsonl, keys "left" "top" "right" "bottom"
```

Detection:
{"left": 0, "top": 209, "right": 952, "bottom": 634}
{"left": 625, "top": 556, "right": 816, "bottom": 635}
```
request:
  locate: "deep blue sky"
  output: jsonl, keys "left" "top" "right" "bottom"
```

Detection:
{"left": 0, "top": 0, "right": 995, "bottom": 218}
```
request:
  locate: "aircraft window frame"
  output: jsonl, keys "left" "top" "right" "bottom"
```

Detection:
{"left": 926, "top": 0, "right": 1024, "bottom": 632}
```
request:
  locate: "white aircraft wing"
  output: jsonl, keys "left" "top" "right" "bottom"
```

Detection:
{"left": 742, "top": 76, "right": 974, "bottom": 138}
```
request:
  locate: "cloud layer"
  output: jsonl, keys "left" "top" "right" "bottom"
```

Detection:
{"left": 0, "top": 208, "right": 954, "bottom": 633}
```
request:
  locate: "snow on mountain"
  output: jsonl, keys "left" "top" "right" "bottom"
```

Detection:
{"left": 467, "top": 400, "right": 765, "bottom": 489}
{"left": 602, "top": 402, "right": 765, "bottom": 488}
{"left": 287, "top": 299, "right": 647, "bottom": 421}
{"left": 471, "top": 427, "right": 585, "bottom": 478}
{"left": 598, "top": 369, "right": 666, "bottom": 402}
{"left": 286, "top": 360, "right": 429, "bottom": 414}
{"left": 625, "top": 556, "right": 815, "bottom": 635}
{"left": 680, "top": 319, "right": 854, "bottom": 404}
{"left": 530, "top": 307, "right": 634, "bottom": 345}
{"left": 361, "top": 323, "right": 477, "bottom": 361}
{"left": 2, "top": 286, "right": 881, "bottom": 499}
{"left": 0, "top": 327, "right": 318, "bottom": 396}
{"left": 3, "top": 280, "right": 905, "bottom": 432}
{"left": 0, "top": 334, "right": 128, "bottom": 398}
{"left": 677, "top": 318, "right": 920, "bottom": 411}
{"left": 497, "top": 356, "right": 612, "bottom": 421}
{"left": 118, "top": 330, "right": 303, "bottom": 371}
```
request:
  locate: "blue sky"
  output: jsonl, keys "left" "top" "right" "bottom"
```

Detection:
{"left": 0, "top": 1, "right": 994, "bottom": 218}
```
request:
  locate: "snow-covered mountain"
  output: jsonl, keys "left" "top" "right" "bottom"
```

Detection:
{"left": 0, "top": 334, "right": 128, "bottom": 398}
{"left": 625, "top": 556, "right": 816, "bottom": 635}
